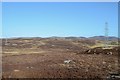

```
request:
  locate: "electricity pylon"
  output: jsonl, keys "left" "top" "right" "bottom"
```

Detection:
{"left": 105, "top": 22, "right": 108, "bottom": 48}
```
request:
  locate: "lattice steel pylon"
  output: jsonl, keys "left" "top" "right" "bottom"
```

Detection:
{"left": 105, "top": 22, "right": 108, "bottom": 48}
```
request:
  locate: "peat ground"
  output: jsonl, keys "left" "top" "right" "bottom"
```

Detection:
{"left": 2, "top": 38, "right": 119, "bottom": 79}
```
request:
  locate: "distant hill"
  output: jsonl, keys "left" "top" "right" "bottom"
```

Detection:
{"left": 89, "top": 36, "right": 118, "bottom": 41}
{"left": 1, "top": 36, "right": 119, "bottom": 41}
{"left": 45, "top": 36, "right": 87, "bottom": 40}
{"left": 49, "top": 36, "right": 118, "bottom": 41}
{"left": 64, "top": 37, "right": 80, "bottom": 40}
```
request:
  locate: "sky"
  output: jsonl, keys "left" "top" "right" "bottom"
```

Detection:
{"left": 2, "top": 2, "right": 118, "bottom": 38}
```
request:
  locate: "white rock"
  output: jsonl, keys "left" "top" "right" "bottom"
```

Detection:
{"left": 64, "top": 60, "right": 72, "bottom": 64}
{"left": 109, "top": 52, "right": 112, "bottom": 55}
{"left": 26, "top": 66, "right": 33, "bottom": 69}
{"left": 66, "top": 49, "right": 69, "bottom": 50}
{"left": 51, "top": 45, "right": 55, "bottom": 46}
{"left": 88, "top": 50, "right": 91, "bottom": 53}
{"left": 14, "top": 70, "right": 20, "bottom": 72}
{"left": 102, "top": 61, "right": 106, "bottom": 64}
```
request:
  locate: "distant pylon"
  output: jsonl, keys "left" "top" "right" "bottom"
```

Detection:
{"left": 105, "top": 22, "right": 108, "bottom": 48}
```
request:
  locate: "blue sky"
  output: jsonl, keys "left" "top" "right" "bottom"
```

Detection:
{"left": 2, "top": 2, "right": 118, "bottom": 38}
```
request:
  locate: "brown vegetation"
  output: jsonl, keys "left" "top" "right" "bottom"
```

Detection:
{"left": 2, "top": 38, "right": 119, "bottom": 79}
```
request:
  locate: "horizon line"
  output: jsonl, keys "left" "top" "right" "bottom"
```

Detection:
{"left": 0, "top": 35, "right": 119, "bottom": 39}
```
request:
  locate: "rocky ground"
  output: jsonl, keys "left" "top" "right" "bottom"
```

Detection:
{"left": 1, "top": 38, "right": 119, "bottom": 79}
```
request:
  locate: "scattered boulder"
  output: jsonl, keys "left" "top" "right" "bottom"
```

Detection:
{"left": 64, "top": 60, "right": 72, "bottom": 64}
{"left": 83, "top": 47, "right": 119, "bottom": 55}
{"left": 14, "top": 70, "right": 20, "bottom": 72}
{"left": 26, "top": 66, "right": 33, "bottom": 69}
